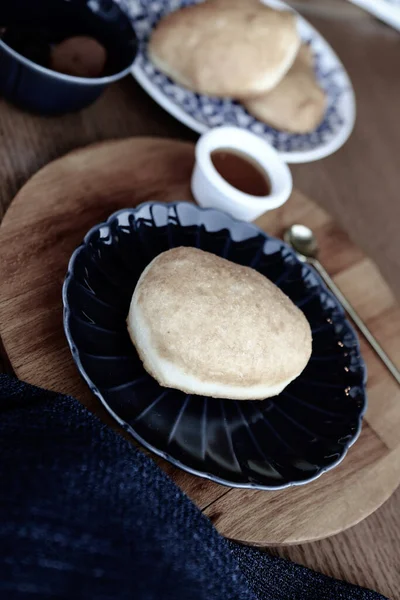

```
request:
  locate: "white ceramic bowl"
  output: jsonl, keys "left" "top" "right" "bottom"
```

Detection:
{"left": 191, "top": 127, "right": 293, "bottom": 222}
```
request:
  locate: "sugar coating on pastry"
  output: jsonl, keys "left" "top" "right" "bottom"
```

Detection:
{"left": 243, "top": 44, "right": 326, "bottom": 133}
{"left": 127, "top": 247, "right": 312, "bottom": 400}
{"left": 148, "top": 0, "right": 300, "bottom": 97}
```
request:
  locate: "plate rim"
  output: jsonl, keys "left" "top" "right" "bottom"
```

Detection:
{"left": 349, "top": 0, "right": 400, "bottom": 32}
{"left": 129, "top": 0, "right": 356, "bottom": 164}
{"left": 63, "top": 201, "right": 367, "bottom": 491}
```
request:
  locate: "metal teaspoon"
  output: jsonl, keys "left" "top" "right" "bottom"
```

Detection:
{"left": 284, "top": 224, "right": 400, "bottom": 385}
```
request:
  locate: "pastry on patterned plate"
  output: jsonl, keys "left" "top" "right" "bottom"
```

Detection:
{"left": 148, "top": 0, "right": 300, "bottom": 98}
{"left": 243, "top": 44, "right": 326, "bottom": 134}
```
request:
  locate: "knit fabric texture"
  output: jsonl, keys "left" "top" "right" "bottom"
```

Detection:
{"left": 0, "top": 374, "right": 387, "bottom": 600}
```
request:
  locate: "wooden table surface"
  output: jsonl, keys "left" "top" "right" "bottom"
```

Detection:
{"left": 0, "top": 1, "right": 399, "bottom": 597}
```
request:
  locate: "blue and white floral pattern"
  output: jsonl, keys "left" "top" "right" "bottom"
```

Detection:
{"left": 117, "top": 0, "right": 356, "bottom": 163}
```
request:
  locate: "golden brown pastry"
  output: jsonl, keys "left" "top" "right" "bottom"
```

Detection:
{"left": 148, "top": 0, "right": 300, "bottom": 97}
{"left": 127, "top": 247, "right": 312, "bottom": 400}
{"left": 243, "top": 44, "right": 326, "bottom": 134}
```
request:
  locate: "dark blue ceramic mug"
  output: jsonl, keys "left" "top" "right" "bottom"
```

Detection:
{"left": 0, "top": 0, "right": 137, "bottom": 114}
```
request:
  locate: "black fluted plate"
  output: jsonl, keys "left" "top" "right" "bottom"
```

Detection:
{"left": 63, "top": 202, "right": 367, "bottom": 490}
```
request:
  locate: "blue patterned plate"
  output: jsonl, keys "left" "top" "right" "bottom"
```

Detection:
{"left": 63, "top": 202, "right": 367, "bottom": 490}
{"left": 116, "top": 0, "right": 356, "bottom": 163}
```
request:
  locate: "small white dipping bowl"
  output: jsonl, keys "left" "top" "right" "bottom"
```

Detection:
{"left": 191, "top": 127, "right": 293, "bottom": 222}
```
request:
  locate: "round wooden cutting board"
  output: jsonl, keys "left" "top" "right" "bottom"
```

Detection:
{"left": 0, "top": 137, "right": 399, "bottom": 546}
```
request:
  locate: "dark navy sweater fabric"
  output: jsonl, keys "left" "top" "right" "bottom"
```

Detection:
{"left": 0, "top": 375, "right": 386, "bottom": 600}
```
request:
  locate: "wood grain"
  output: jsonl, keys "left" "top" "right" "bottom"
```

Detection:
{"left": 0, "top": 2, "right": 400, "bottom": 597}
{"left": 0, "top": 137, "right": 399, "bottom": 556}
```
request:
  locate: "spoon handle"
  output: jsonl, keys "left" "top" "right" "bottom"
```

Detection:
{"left": 310, "top": 258, "right": 400, "bottom": 385}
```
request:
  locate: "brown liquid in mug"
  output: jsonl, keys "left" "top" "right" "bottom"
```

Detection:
{"left": 211, "top": 148, "right": 271, "bottom": 197}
